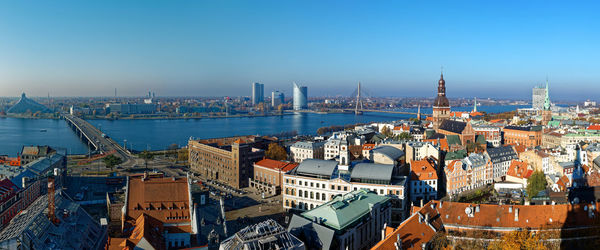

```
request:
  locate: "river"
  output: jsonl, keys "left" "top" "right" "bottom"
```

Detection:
{"left": 0, "top": 105, "right": 526, "bottom": 154}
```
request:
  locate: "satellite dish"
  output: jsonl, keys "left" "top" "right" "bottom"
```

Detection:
{"left": 465, "top": 207, "right": 472, "bottom": 215}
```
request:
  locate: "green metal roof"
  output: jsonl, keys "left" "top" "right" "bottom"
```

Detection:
{"left": 446, "top": 134, "right": 462, "bottom": 146}
{"left": 300, "top": 189, "right": 390, "bottom": 231}
{"left": 445, "top": 149, "right": 467, "bottom": 161}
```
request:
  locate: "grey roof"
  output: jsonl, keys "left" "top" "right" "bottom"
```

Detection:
{"left": 439, "top": 120, "right": 467, "bottom": 134}
{"left": 296, "top": 159, "right": 338, "bottom": 178}
{"left": 594, "top": 156, "right": 600, "bottom": 167}
{"left": 504, "top": 125, "right": 542, "bottom": 131}
{"left": 288, "top": 214, "right": 335, "bottom": 250}
{"left": 371, "top": 146, "right": 404, "bottom": 161}
{"left": 463, "top": 153, "right": 488, "bottom": 168}
{"left": 0, "top": 191, "right": 105, "bottom": 249}
{"left": 350, "top": 163, "right": 394, "bottom": 182}
{"left": 559, "top": 162, "right": 575, "bottom": 169}
{"left": 6, "top": 93, "right": 50, "bottom": 113}
{"left": 486, "top": 146, "right": 517, "bottom": 164}
{"left": 291, "top": 141, "right": 325, "bottom": 150}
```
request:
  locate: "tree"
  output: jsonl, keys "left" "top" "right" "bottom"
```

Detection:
{"left": 139, "top": 150, "right": 154, "bottom": 170}
{"left": 526, "top": 170, "right": 548, "bottom": 200}
{"left": 381, "top": 126, "right": 393, "bottom": 138}
{"left": 103, "top": 155, "right": 123, "bottom": 172}
{"left": 395, "top": 132, "right": 413, "bottom": 140}
{"left": 177, "top": 148, "right": 189, "bottom": 163}
{"left": 488, "top": 229, "right": 547, "bottom": 250}
{"left": 265, "top": 143, "right": 287, "bottom": 161}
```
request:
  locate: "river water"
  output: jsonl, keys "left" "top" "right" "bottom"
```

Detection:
{"left": 0, "top": 105, "right": 526, "bottom": 154}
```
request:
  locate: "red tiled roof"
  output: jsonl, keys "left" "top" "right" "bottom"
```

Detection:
{"left": 107, "top": 214, "right": 166, "bottom": 250}
{"left": 588, "top": 124, "right": 600, "bottom": 130}
{"left": 489, "top": 119, "right": 505, "bottom": 124}
{"left": 372, "top": 200, "right": 600, "bottom": 249}
{"left": 126, "top": 176, "right": 192, "bottom": 233}
{"left": 362, "top": 144, "right": 376, "bottom": 151}
{"left": 470, "top": 111, "right": 484, "bottom": 117}
{"left": 372, "top": 203, "right": 442, "bottom": 250}
{"left": 423, "top": 138, "right": 448, "bottom": 151}
{"left": 410, "top": 158, "right": 438, "bottom": 181}
{"left": 506, "top": 160, "right": 531, "bottom": 179}
{"left": 254, "top": 159, "right": 298, "bottom": 172}
{"left": 393, "top": 125, "right": 410, "bottom": 131}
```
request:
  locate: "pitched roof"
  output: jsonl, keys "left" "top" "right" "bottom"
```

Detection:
{"left": 126, "top": 176, "right": 192, "bottom": 233}
{"left": 506, "top": 160, "right": 532, "bottom": 179}
{"left": 439, "top": 120, "right": 467, "bottom": 134}
{"left": 362, "top": 144, "right": 376, "bottom": 151}
{"left": 372, "top": 202, "right": 443, "bottom": 250}
{"left": 423, "top": 138, "right": 448, "bottom": 151}
{"left": 411, "top": 158, "right": 438, "bottom": 181}
{"left": 446, "top": 135, "right": 461, "bottom": 146}
{"left": 486, "top": 146, "right": 517, "bottom": 164}
{"left": 588, "top": 124, "right": 600, "bottom": 130}
{"left": 254, "top": 159, "right": 298, "bottom": 172}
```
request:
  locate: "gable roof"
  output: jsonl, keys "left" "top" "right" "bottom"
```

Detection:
{"left": 486, "top": 146, "right": 517, "bottom": 164}
{"left": 254, "top": 159, "right": 298, "bottom": 172}
{"left": 439, "top": 120, "right": 467, "bottom": 134}
{"left": 371, "top": 203, "right": 442, "bottom": 250}
{"left": 506, "top": 160, "right": 532, "bottom": 179}
{"left": 411, "top": 158, "right": 438, "bottom": 181}
{"left": 126, "top": 176, "right": 192, "bottom": 233}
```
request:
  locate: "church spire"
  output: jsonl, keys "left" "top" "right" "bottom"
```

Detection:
{"left": 473, "top": 97, "right": 478, "bottom": 112}
{"left": 544, "top": 78, "right": 550, "bottom": 110}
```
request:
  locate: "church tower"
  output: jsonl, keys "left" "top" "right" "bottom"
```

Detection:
{"left": 542, "top": 80, "right": 552, "bottom": 126}
{"left": 432, "top": 72, "right": 450, "bottom": 130}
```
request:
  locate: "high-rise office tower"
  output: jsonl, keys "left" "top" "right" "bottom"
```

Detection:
{"left": 252, "top": 82, "right": 264, "bottom": 105}
{"left": 271, "top": 91, "right": 284, "bottom": 107}
{"left": 532, "top": 85, "right": 547, "bottom": 110}
{"left": 292, "top": 82, "right": 307, "bottom": 110}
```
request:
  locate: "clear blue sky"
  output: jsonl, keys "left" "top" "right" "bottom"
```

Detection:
{"left": 0, "top": 1, "right": 598, "bottom": 100}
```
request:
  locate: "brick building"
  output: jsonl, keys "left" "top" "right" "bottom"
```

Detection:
{"left": 188, "top": 136, "right": 269, "bottom": 188}
{"left": 249, "top": 159, "right": 297, "bottom": 196}
{"left": 437, "top": 120, "right": 476, "bottom": 146}
{"left": 503, "top": 125, "right": 543, "bottom": 148}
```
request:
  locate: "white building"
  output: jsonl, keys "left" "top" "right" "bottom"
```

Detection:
{"left": 290, "top": 141, "right": 325, "bottom": 163}
{"left": 405, "top": 141, "right": 440, "bottom": 164}
{"left": 409, "top": 157, "right": 438, "bottom": 203}
{"left": 282, "top": 159, "right": 408, "bottom": 224}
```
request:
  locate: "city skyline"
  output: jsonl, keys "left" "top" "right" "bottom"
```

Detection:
{"left": 1, "top": 1, "right": 599, "bottom": 100}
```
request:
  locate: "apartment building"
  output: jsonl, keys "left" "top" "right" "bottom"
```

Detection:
{"left": 486, "top": 145, "right": 518, "bottom": 181}
{"left": 409, "top": 157, "right": 439, "bottom": 203}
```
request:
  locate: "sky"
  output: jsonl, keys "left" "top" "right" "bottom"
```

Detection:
{"left": 0, "top": 1, "right": 598, "bottom": 100}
